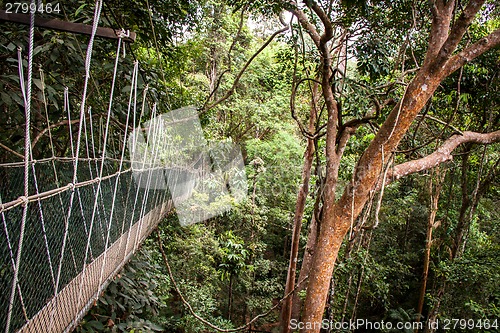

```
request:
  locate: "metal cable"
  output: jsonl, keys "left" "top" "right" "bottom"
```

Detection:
{"left": 98, "top": 36, "right": 127, "bottom": 287}
{"left": 50, "top": 2, "right": 104, "bottom": 330}
{"left": 5, "top": 3, "right": 35, "bottom": 332}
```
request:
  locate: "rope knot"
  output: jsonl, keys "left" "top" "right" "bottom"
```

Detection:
{"left": 68, "top": 182, "right": 75, "bottom": 191}
{"left": 117, "top": 29, "right": 130, "bottom": 39}
{"left": 19, "top": 196, "right": 29, "bottom": 206}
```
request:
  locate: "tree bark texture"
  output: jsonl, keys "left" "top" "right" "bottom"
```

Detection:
{"left": 416, "top": 168, "right": 445, "bottom": 327}
{"left": 291, "top": 211, "right": 319, "bottom": 321}
{"left": 293, "top": 1, "right": 500, "bottom": 331}
{"left": 281, "top": 83, "right": 319, "bottom": 333}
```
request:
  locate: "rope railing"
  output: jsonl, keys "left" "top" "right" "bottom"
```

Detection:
{"left": 0, "top": 163, "right": 189, "bottom": 213}
{"left": 0, "top": 1, "right": 182, "bottom": 331}
{"left": 0, "top": 168, "right": 131, "bottom": 214}
{"left": 0, "top": 157, "right": 118, "bottom": 168}
{"left": 5, "top": 2, "right": 36, "bottom": 331}
{"left": 1, "top": 1, "right": 248, "bottom": 332}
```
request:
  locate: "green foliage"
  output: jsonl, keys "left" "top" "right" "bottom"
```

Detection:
{"left": 218, "top": 231, "right": 251, "bottom": 280}
{"left": 355, "top": 34, "right": 392, "bottom": 82}
{"left": 383, "top": 308, "right": 418, "bottom": 333}
{"left": 3, "top": 0, "right": 499, "bottom": 331}
{"left": 75, "top": 251, "right": 167, "bottom": 333}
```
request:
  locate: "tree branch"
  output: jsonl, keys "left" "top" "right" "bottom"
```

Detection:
{"left": 339, "top": 98, "right": 395, "bottom": 133}
{"left": 415, "top": 113, "right": 463, "bottom": 135}
{"left": 438, "top": 0, "right": 486, "bottom": 59}
{"left": 203, "top": 7, "right": 247, "bottom": 105}
{"left": 424, "top": 0, "right": 455, "bottom": 67}
{"left": 387, "top": 130, "right": 500, "bottom": 184}
{"left": 308, "top": 1, "right": 334, "bottom": 46}
{"left": 31, "top": 118, "right": 87, "bottom": 149}
{"left": 290, "top": 77, "right": 322, "bottom": 139}
{"left": 289, "top": 9, "right": 321, "bottom": 48}
{"left": 201, "top": 21, "right": 289, "bottom": 113}
{"left": 0, "top": 142, "right": 24, "bottom": 159}
{"left": 443, "top": 28, "right": 500, "bottom": 77}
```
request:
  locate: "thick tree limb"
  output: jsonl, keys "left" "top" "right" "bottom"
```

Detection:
{"left": 443, "top": 28, "right": 500, "bottom": 77}
{"left": 289, "top": 9, "right": 321, "bottom": 48}
{"left": 438, "top": 0, "right": 486, "bottom": 59}
{"left": 388, "top": 130, "right": 500, "bottom": 184}
{"left": 308, "top": 1, "right": 334, "bottom": 46}
{"left": 424, "top": 0, "right": 455, "bottom": 66}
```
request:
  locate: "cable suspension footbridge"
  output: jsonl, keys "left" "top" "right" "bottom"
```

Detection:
{"left": 0, "top": 2, "right": 246, "bottom": 332}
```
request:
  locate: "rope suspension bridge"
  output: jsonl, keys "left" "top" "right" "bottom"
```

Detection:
{"left": 0, "top": 1, "right": 246, "bottom": 332}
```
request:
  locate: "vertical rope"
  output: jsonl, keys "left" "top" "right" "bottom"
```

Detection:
{"left": 42, "top": 71, "right": 71, "bottom": 278}
{"left": 98, "top": 37, "right": 126, "bottom": 286}
{"left": 39, "top": 69, "right": 55, "bottom": 156}
{"left": 116, "top": 61, "right": 138, "bottom": 262}
{"left": 0, "top": 194, "right": 28, "bottom": 322}
{"left": 30, "top": 157, "right": 56, "bottom": 287}
{"left": 77, "top": 25, "right": 121, "bottom": 309}
{"left": 125, "top": 85, "right": 149, "bottom": 257}
{"left": 87, "top": 106, "right": 108, "bottom": 245}
{"left": 63, "top": 88, "right": 79, "bottom": 273}
{"left": 80, "top": 109, "right": 95, "bottom": 261}
{"left": 6, "top": 3, "right": 35, "bottom": 332}
{"left": 50, "top": 1, "right": 103, "bottom": 330}
{"left": 133, "top": 103, "right": 161, "bottom": 251}
{"left": 66, "top": 87, "right": 75, "bottom": 157}
{"left": 373, "top": 146, "right": 392, "bottom": 229}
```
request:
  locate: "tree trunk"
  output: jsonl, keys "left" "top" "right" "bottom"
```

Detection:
{"left": 286, "top": 2, "right": 500, "bottom": 331}
{"left": 291, "top": 211, "right": 320, "bottom": 321}
{"left": 416, "top": 168, "right": 445, "bottom": 328}
{"left": 228, "top": 274, "right": 233, "bottom": 321}
{"left": 300, "top": 64, "right": 444, "bottom": 331}
{"left": 281, "top": 83, "right": 318, "bottom": 333}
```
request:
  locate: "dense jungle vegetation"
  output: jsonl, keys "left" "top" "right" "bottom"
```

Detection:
{"left": 0, "top": 0, "right": 499, "bottom": 332}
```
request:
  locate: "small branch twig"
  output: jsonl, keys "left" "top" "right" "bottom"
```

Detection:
{"left": 0, "top": 142, "right": 24, "bottom": 159}
{"left": 201, "top": 18, "right": 289, "bottom": 113}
